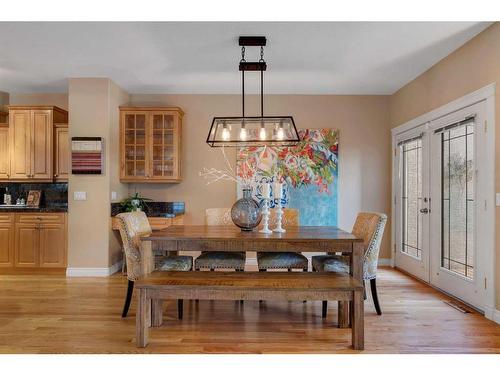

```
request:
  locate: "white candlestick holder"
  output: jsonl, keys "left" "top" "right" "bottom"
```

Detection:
{"left": 273, "top": 198, "right": 286, "bottom": 233}
{"left": 259, "top": 198, "right": 272, "bottom": 234}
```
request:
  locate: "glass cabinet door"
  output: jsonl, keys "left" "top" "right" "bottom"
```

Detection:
{"left": 151, "top": 113, "right": 176, "bottom": 179}
{"left": 123, "top": 113, "right": 147, "bottom": 178}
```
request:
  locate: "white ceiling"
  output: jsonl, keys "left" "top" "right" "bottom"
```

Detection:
{"left": 0, "top": 22, "right": 492, "bottom": 95}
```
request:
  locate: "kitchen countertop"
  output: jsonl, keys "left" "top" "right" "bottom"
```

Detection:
{"left": 0, "top": 205, "right": 68, "bottom": 213}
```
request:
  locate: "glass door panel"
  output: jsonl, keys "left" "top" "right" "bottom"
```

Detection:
{"left": 401, "top": 138, "right": 423, "bottom": 259}
{"left": 440, "top": 124, "right": 475, "bottom": 278}
{"left": 151, "top": 114, "right": 175, "bottom": 178}
{"left": 395, "top": 131, "right": 430, "bottom": 282}
{"left": 123, "top": 114, "right": 147, "bottom": 178}
{"left": 429, "top": 101, "right": 485, "bottom": 310}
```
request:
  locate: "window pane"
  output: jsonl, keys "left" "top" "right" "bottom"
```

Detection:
{"left": 441, "top": 124, "right": 474, "bottom": 279}
{"left": 400, "top": 138, "right": 422, "bottom": 259}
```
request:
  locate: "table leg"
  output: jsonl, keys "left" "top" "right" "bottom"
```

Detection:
{"left": 151, "top": 299, "right": 163, "bottom": 327}
{"left": 351, "top": 290, "right": 364, "bottom": 350}
{"left": 351, "top": 241, "right": 364, "bottom": 283}
{"left": 136, "top": 288, "right": 150, "bottom": 348}
{"left": 140, "top": 240, "right": 155, "bottom": 276}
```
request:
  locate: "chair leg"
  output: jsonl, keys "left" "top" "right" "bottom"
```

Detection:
{"left": 121, "top": 280, "right": 134, "bottom": 318}
{"left": 322, "top": 300, "right": 327, "bottom": 318}
{"left": 363, "top": 280, "right": 367, "bottom": 300}
{"left": 370, "top": 278, "right": 382, "bottom": 315}
{"left": 177, "top": 299, "right": 183, "bottom": 320}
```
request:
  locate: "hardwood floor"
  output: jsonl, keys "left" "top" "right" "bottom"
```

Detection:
{"left": 0, "top": 267, "right": 498, "bottom": 353}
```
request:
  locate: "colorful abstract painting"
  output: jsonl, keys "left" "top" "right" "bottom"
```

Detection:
{"left": 236, "top": 129, "right": 339, "bottom": 226}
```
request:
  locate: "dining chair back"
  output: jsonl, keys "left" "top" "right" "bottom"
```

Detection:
{"left": 193, "top": 208, "right": 246, "bottom": 271}
{"left": 312, "top": 212, "right": 387, "bottom": 316}
{"left": 116, "top": 211, "right": 193, "bottom": 318}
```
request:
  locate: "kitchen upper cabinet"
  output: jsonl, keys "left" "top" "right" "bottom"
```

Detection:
{"left": 9, "top": 110, "right": 31, "bottom": 179}
{"left": 120, "top": 107, "right": 183, "bottom": 183}
{"left": 7, "top": 106, "right": 68, "bottom": 182}
{"left": 0, "top": 125, "right": 9, "bottom": 179}
{"left": 54, "top": 125, "right": 69, "bottom": 181}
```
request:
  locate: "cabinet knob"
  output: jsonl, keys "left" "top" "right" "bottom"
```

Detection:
{"left": 54, "top": 174, "right": 58, "bottom": 177}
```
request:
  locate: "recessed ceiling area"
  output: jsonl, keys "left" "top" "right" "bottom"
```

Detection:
{"left": 0, "top": 22, "right": 492, "bottom": 94}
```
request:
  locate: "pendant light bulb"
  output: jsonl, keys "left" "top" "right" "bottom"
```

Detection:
{"left": 259, "top": 124, "right": 266, "bottom": 140}
{"left": 277, "top": 123, "right": 284, "bottom": 140}
{"left": 240, "top": 127, "right": 247, "bottom": 141}
{"left": 221, "top": 124, "right": 230, "bottom": 141}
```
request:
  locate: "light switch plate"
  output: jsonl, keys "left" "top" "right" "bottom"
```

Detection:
{"left": 111, "top": 191, "right": 117, "bottom": 200}
{"left": 74, "top": 191, "right": 87, "bottom": 201}
{"left": 496, "top": 193, "right": 500, "bottom": 206}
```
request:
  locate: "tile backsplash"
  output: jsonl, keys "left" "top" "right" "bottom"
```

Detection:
{"left": 0, "top": 182, "right": 68, "bottom": 207}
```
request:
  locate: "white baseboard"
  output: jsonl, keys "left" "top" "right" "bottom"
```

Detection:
{"left": 66, "top": 260, "right": 123, "bottom": 277}
{"left": 484, "top": 306, "right": 500, "bottom": 324}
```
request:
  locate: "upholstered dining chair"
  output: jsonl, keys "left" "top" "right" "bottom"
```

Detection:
{"left": 312, "top": 212, "right": 387, "bottom": 316}
{"left": 116, "top": 211, "right": 193, "bottom": 319}
{"left": 194, "top": 208, "right": 246, "bottom": 272}
{"left": 256, "top": 208, "right": 308, "bottom": 272}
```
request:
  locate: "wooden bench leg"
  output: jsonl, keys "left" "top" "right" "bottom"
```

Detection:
{"left": 338, "top": 301, "right": 349, "bottom": 328}
{"left": 151, "top": 299, "right": 163, "bottom": 327}
{"left": 136, "top": 288, "right": 150, "bottom": 348}
{"left": 351, "top": 290, "right": 364, "bottom": 350}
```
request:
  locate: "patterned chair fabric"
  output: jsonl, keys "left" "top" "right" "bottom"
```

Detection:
{"left": 256, "top": 208, "right": 308, "bottom": 271}
{"left": 116, "top": 212, "right": 193, "bottom": 281}
{"left": 194, "top": 208, "right": 246, "bottom": 270}
{"left": 312, "top": 212, "right": 387, "bottom": 280}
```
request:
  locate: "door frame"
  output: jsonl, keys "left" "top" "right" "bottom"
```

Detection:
{"left": 391, "top": 83, "right": 496, "bottom": 320}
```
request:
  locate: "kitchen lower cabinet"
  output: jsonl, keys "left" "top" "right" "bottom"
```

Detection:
{"left": 0, "top": 212, "right": 67, "bottom": 273}
{"left": 0, "top": 214, "right": 15, "bottom": 267}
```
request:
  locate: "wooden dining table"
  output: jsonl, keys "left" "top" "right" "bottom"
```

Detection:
{"left": 139, "top": 225, "right": 364, "bottom": 326}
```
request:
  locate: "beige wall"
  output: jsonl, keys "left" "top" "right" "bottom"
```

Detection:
{"left": 129, "top": 94, "right": 393, "bottom": 259}
{"left": 68, "top": 78, "right": 129, "bottom": 269}
{"left": 390, "top": 23, "right": 500, "bottom": 308}
{"left": 9, "top": 92, "right": 68, "bottom": 110}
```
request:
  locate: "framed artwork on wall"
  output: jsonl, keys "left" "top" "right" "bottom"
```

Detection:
{"left": 236, "top": 128, "right": 339, "bottom": 226}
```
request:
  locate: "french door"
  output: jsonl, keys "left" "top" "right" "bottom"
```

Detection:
{"left": 395, "top": 101, "right": 487, "bottom": 310}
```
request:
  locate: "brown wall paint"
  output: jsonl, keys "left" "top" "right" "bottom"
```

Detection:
{"left": 68, "top": 78, "right": 129, "bottom": 269}
{"left": 129, "top": 94, "right": 393, "bottom": 259}
{"left": 390, "top": 23, "right": 500, "bottom": 308}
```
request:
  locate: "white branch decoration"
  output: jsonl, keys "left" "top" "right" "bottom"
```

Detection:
{"left": 199, "top": 146, "right": 260, "bottom": 187}
{"left": 199, "top": 167, "right": 237, "bottom": 185}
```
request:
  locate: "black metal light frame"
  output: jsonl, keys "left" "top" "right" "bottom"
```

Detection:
{"left": 206, "top": 36, "right": 300, "bottom": 147}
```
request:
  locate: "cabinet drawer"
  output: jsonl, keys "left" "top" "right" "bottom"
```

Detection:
{"left": 16, "top": 213, "right": 65, "bottom": 224}
{"left": 0, "top": 213, "right": 14, "bottom": 224}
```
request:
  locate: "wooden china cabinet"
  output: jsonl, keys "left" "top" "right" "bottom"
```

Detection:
{"left": 119, "top": 107, "right": 183, "bottom": 183}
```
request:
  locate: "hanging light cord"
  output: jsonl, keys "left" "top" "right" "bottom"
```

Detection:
{"left": 241, "top": 46, "right": 245, "bottom": 117}
{"left": 260, "top": 46, "right": 264, "bottom": 117}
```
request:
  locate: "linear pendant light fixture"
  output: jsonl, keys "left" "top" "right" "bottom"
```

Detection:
{"left": 206, "top": 36, "right": 300, "bottom": 147}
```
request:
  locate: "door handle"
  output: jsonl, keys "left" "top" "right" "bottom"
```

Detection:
{"left": 419, "top": 208, "right": 429, "bottom": 214}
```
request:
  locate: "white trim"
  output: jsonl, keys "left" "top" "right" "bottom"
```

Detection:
{"left": 391, "top": 83, "right": 496, "bottom": 320}
{"left": 391, "top": 83, "right": 496, "bottom": 136}
{"left": 66, "top": 260, "right": 123, "bottom": 277}
{"left": 484, "top": 307, "right": 500, "bottom": 325}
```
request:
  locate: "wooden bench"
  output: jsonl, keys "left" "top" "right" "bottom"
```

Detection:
{"left": 135, "top": 271, "right": 365, "bottom": 350}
